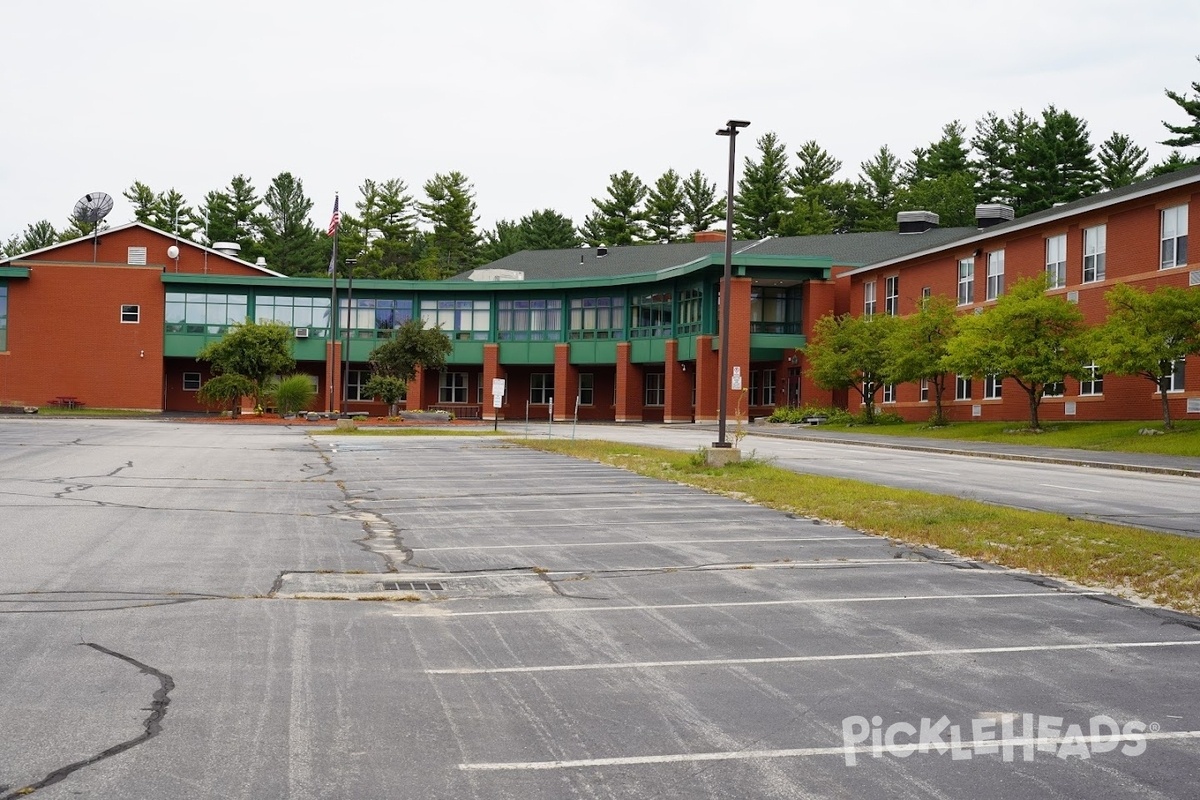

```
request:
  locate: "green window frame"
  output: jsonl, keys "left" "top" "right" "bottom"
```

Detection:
{"left": 498, "top": 299, "right": 562, "bottom": 341}
{"left": 256, "top": 295, "right": 333, "bottom": 337}
{"left": 750, "top": 286, "right": 802, "bottom": 334}
{"left": 676, "top": 288, "right": 703, "bottom": 335}
{"left": 630, "top": 291, "right": 672, "bottom": 338}
{"left": 568, "top": 296, "right": 624, "bottom": 340}
{"left": 421, "top": 299, "right": 490, "bottom": 340}
{"left": 166, "top": 292, "right": 248, "bottom": 335}
{"left": 340, "top": 297, "right": 413, "bottom": 340}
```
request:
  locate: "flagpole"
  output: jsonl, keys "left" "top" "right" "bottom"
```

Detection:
{"left": 327, "top": 193, "right": 340, "bottom": 414}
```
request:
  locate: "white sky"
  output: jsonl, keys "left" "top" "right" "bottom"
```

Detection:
{"left": 2, "top": 0, "right": 1198, "bottom": 244}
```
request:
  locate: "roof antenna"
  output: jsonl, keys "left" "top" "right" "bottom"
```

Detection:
{"left": 72, "top": 192, "right": 114, "bottom": 263}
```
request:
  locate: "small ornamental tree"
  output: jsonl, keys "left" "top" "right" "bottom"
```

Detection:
{"left": 883, "top": 295, "right": 958, "bottom": 426}
{"left": 945, "top": 275, "right": 1088, "bottom": 430}
{"left": 363, "top": 374, "right": 407, "bottom": 417}
{"left": 1090, "top": 283, "right": 1200, "bottom": 429}
{"left": 197, "top": 374, "right": 256, "bottom": 417}
{"left": 368, "top": 318, "right": 453, "bottom": 407}
{"left": 805, "top": 312, "right": 898, "bottom": 423}
{"left": 197, "top": 320, "right": 296, "bottom": 411}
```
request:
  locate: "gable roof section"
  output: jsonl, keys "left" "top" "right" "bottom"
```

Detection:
{"left": 0, "top": 221, "right": 286, "bottom": 277}
{"left": 843, "top": 164, "right": 1200, "bottom": 277}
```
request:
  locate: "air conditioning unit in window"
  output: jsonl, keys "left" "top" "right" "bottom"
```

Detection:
{"left": 294, "top": 327, "right": 310, "bottom": 338}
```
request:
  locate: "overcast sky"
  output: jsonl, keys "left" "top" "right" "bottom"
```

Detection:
{"left": 3, "top": 1, "right": 1199, "bottom": 246}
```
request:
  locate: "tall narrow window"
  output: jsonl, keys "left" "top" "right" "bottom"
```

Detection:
{"left": 1161, "top": 204, "right": 1189, "bottom": 268}
{"left": 882, "top": 384, "right": 896, "bottom": 403}
{"left": 1164, "top": 359, "right": 1186, "bottom": 393}
{"left": 984, "top": 375, "right": 1003, "bottom": 399}
{"left": 1080, "top": 363, "right": 1103, "bottom": 396}
{"left": 957, "top": 258, "right": 974, "bottom": 305}
{"left": 577, "top": 373, "right": 594, "bottom": 406}
{"left": 986, "top": 251, "right": 1005, "bottom": 300}
{"left": 644, "top": 373, "right": 665, "bottom": 406}
{"left": 1083, "top": 225, "right": 1106, "bottom": 283}
{"left": 762, "top": 368, "right": 776, "bottom": 406}
{"left": 884, "top": 275, "right": 899, "bottom": 316}
{"left": 955, "top": 376, "right": 972, "bottom": 401}
{"left": 863, "top": 281, "right": 877, "bottom": 316}
{"left": 0, "top": 284, "right": 7, "bottom": 351}
{"left": 919, "top": 379, "right": 929, "bottom": 402}
{"left": 1045, "top": 234, "right": 1066, "bottom": 289}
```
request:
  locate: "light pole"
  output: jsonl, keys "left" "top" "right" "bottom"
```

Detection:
{"left": 714, "top": 119, "right": 750, "bottom": 448}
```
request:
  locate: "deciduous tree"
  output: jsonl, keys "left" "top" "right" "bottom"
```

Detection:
{"left": 805, "top": 312, "right": 898, "bottom": 423}
{"left": 368, "top": 318, "right": 453, "bottom": 385}
{"left": 883, "top": 295, "right": 958, "bottom": 425}
{"left": 197, "top": 320, "right": 297, "bottom": 410}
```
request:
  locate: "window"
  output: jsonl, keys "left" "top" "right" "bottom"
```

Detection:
{"left": 421, "top": 299, "right": 490, "bottom": 340}
{"left": 569, "top": 296, "right": 624, "bottom": 340}
{"left": 957, "top": 258, "right": 974, "bottom": 306}
{"left": 438, "top": 371, "right": 468, "bottom": 403}
{"left": 530, "top": 373, "right": 554, "bottom": 405}
{"left": 750, "top": 287, "right": 802, "bottom": 333}
{"left": 1161, "top": 204, "right": 1189, "bottom": 269}
{"left": 340, "top": 297, "right": 413, "bottom": 339}
{"left": 676, "top": 288, "right": 703, "bottom": 335}
{"left": 863, "top": 281, "right": 877, "bottom": 315}
{"left": 749, "top": 370, "right": 761, "bottom": 406}
{"left": 257, "top": 295, "right": 335, "bottom": 338}
{"left": 182, "top": 372, "right": 201, "bottom": 391}
{"left": 1164, "top": 359, "right": 1186, "bottom": 393}
{"left": 165, "top": 292, "right": 248, "bottom": 335}
{"left": 346, "top": 369, "right": 370, "bottom": 402}
{"left": 762, "top": 368, "right": 776, "bottom": 406}
{"left": 919, "top": 379, "right": 929, "bottom": 402}
{"left": 984, "top": 375, "right": 1003, "bottom": 399}
{"left": 577, "top": 373, "right": 594, "bottom": 406}
{"left": 1045, "top": 234, "right": 1066, "bottom": 289}
{"left": 986, "top": 251, "right": 1005, "bottom": 300}
{"left": 0, "top": 284, "right": 7, "bottom": 351}
{"left": 956, "top": 376, "right": 972, "bottom": 401}
{"left": 120, "top": 304, "right": 140, "bottom": 323}
{"left": 644, "top": 373, "right": 665, "bottom": 406}
{"left": 882, "top": 384, "right": 896, "bottom": 403}
{"left": 884, "top": 276, "right": 899, "bottom": 316}
{"left": 629, "top": 292, "right": 672, "bottom": 338}
{"left": 1083, "top": 225, "right": 1106, "bottom": 283}
{"left": 1043, "top": 381, "right": 1064, "bottom": 398}
{"left": 497, "top": 299, "right": 563, "bottom": 341}
{"left": 1080, "top": 363, "right": 1103, "bottom": 396}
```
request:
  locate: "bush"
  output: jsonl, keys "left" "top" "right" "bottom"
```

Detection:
{"left": 197, "top": 374, "right": 256, "bottom": 417}
{"left": 272, "top": 374, "right": 317, "bottom": 416}
{"left": 767, "top": 405, "right": 850, "bottom": 424}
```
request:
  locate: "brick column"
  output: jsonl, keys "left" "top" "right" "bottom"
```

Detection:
{"left": 553, "top": 343, "right": 578, "bottom": 422}
{"left": 693, "top": 335, "right": 719, "bottom": 422}
{"left": 723, "top": 277, "right": 753, "bottom": 424}
{"left": 614, "top": 342, "right": 644, "bottom": 422}
{"left": 405, "top": 368, "right": 427, "bottom": 411}
{"left": 482, "top": 343, "right": 505, "bottom": 422}
{"left": 663, "top": 339, "right": 693, "bottom": 423}
{"left": 800, "top": 279, "right": 835, "bottom": 407}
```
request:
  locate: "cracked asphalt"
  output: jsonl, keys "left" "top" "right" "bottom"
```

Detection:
{"left": 2, "top": 418, "right": 1199, "bottom": 799}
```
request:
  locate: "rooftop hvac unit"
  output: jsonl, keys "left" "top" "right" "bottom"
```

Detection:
{"left": 294, "top": 327, "right": 310, "bottom": 338}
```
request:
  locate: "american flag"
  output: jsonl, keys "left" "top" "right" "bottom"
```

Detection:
{"left": 327, "top": 194, "right": 340, "bottom": 237}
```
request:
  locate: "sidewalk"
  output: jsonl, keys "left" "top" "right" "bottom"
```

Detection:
{"left": 744, "top": 423, "right": 1200, "bottom": 478}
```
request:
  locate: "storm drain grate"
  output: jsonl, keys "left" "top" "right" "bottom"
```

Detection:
{"left": 380, "top": 581, "right": 446, "bottom": 592}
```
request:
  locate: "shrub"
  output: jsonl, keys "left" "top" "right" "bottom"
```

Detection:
{"left": 272, "top": 374, "right": 317, "bottom": 416}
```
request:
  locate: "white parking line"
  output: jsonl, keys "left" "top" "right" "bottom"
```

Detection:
{"left": 425, "top": 639, "right": 1200, "bottom": 675}
{"left": 459, "top": 730, "right": 1200, "bottom": 771}
{"left": 391, "top": 590, "right": 1105, "bottom": 618}
{"left": 417, "top": 536, "right": 867, "bottom": 552}
{"left": 1039, "top": 483, "right": 1104, "bottom": 494}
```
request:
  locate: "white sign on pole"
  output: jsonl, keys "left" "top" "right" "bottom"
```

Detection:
{"left": 492, "top": 394, "right": 503, "bottom": 409}
{"left": 731, "top": 366, "right": 742, "bottom": 391}
{"left": 491, "top": 378, "right": 506, "bottom": 397}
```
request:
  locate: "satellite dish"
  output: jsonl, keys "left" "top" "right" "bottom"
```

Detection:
{"left": 73, "top": 192, "right": 114, "bottom": 226}
{"left": 167, "top": 245, "right": 180, "bottom": 260}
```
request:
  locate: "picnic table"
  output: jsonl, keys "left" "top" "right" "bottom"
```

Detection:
{"left": 49, "top": 396, "right": 84, "bottom": 409}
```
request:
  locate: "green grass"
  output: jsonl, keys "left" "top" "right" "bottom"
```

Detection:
{"left": 807, "top": 419, "right": 1200, "bottom": 457}
{"left": 34, "top": 407, "right": 162, "bottom": 418}
{"left": 310, "top": 427, "right": 503, "bottom": 436}
{"left": 519, "top": 438, "right": 1200, "bottom": 615}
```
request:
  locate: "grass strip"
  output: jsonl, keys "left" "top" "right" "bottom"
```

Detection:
{"left": 519, "top": 439, "right": 1200, "bottom": 616}
{"left": 311, "top": 427, "right": 503, "bottom": 436}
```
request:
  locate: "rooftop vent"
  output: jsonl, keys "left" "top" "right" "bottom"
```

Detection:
{"left": 975, "top": 204, "right": 1015, "bottom": 229}
{"left": 255, "top": 256, "right": 267, "bottom": 267}
{"left": 597, "top": 245, "right": 608, "bottom": 258}
{"left": 467, "top": 268, "right": 524, "bottom": 282}
{"left": 212, "top": 241, "right": 241, "bottom": 257}
{"left": 897, "top": 210, "right": 940, "bottom": 234}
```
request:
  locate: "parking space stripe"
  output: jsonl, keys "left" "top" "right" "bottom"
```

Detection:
{"left": 391, "top": 590, "right": 1106, "bottom": 619}
{"left": 426, "top": 640, "right": 1200, "bottom": 675}
{"left": 416, "top": 536, "right": 867, "bottom": 551}
{"left": 458, "top": 730, "right": 1200, "bottom": 771}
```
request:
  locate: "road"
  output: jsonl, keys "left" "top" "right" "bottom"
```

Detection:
{"left": 1, "top": 418, "right": 1198, "bottom": 799}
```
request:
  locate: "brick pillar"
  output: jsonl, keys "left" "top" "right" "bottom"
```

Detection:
{"left": 325, "top": 340, "right": 342, "bottom": 413}
{"left": 663, "top": 339, "right": 692, "bottom": 423}
{"left": 553, "top": 343, "right": 578, "bottom": 422}
{"left": 693, "top": 335, "right": 719, "bottom": 422}
{"left": 800, "top": 279, "right": 835, "bottom": 408}
{"left": 724, "top": 277, "right": 753, "bottom": 424}
{"left": 406, "top": 368, "right": 427, "bottom": 411}
{"left": 614, "top": 342, "right": 644, "bottom": 422}
{"left": 482, "top": 343, "right": 505, "bottom": 422}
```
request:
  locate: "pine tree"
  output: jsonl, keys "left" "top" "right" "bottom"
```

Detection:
{"left": 419, "top": 171, "right": 482, "bottom": 278}
{"left": 1162, "top": 55, "right": 1200, "bottom": 148}
{"left": 1015, "top": 106, "right": 1100, "bottom": 214}
{"left": 1098, "top": 132, "right": 1149, "bottom": 188}
{"left": 855, "top": 146, "right": 902, "bottom": 232}
{"left": 519, "top": 209, "right": 578, "bottom": 250}
{"left": 784, "top": 140, "right": 855, "bottom": 234}
{"left": 354, "top": 178, "right": 419, "bottom": 279}
{"left": 123, "top": 181, "right": 158, "bottom": 225}
{"left": 479, "top": 219, "right": 525, "bottom": 263}
{"left": 644, "top": 169, "right": 686, "bottom": 243}
{"left": 1149, "top": 150, "right": 1200, "bottom": 177}
{"left": 734, "top": 131, "right": 790, "bottom": 239}
{"left": 257, "top": 172, "right": 322, "bottom": 276}
{"left": 579, "top": 170, "right": 648, "bottom": 246}
{"left": 680, "top": 170, "right": 723, "bottom": 235}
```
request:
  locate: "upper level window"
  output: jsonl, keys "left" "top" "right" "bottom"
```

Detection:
{"left": 569, "top": 296, "right": 624, "bottom": 340}
{"left": 340, "top": 297, "right": 412, "bottom": 339}
{"left": 863, "top": 281, "right": 877, "bottom": 316}
{"left": 884, "top": 276, "right": 899, "bottom": 316}
{"left": 1083, "top": 225, "right": 1106, "bottom": 283}
{"left": 1162, "top": 204, "right": 1189, "bottom": 269}
{"left": 629, "top": 292, "right": 672, "bottom": 338}
{"left": 421, "top": 299, "right": 490, "bottom": 340}
{"left": 121, "top": 304, "right": 140, "bottom": 323}
{"left": 957, "top": 258, "right": 974, "bottom": 306}
{"left": 1045, "top": 234, "right": 1066, "bottom": 289}
{"left": 257, "top": 295, "right": 334, "bottom": 338}
{"left": 676, "top": 288, "right": 703, "bottom": 334}
{"left": 986, "top": 251, "right": 1005, "bottom": 300}
{"left": 498, "top": 299, "right": 562, "bottom": 341}
{"left": 166, "top": 292, "right": 248, "bottom": 335}
{"left": 750, "top": 286, "right": 801, "bottom": 334}
{"left": 0, "top": 284, "right": 7, "bottom": 351}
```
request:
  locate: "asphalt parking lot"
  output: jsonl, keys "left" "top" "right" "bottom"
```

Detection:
{"left": 2, "top": 419, "right": 1199, "bottom": 799}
